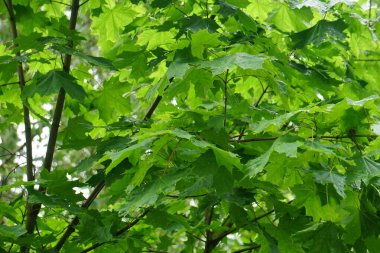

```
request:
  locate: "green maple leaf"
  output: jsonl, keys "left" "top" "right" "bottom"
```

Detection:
{"left": 22, "top": 70, "right": 86, "bottom": 101}
{"left": 245, "top": 135, "right": 303, "bottom": 177}
{"left": 273, "top": 135, "right": 303, "bottom": 158}
{"left": 291, "top": 19, "right": 347, "bottom": 48}
{"left": 313, "top": 170, "right": 346, "bottom": 198}
{"left": 0, "top": 225, "right": 26, "bottom": 241}
{"left": 93, "top": 79, "right": 131, "bottom": 123}
{"left": 137, "top": 29, "right": 176, "bottom": 50}
{"left": 191, "top": 29, "right": 222, "bottom": 58}
{"left": 267, "top": 4, "right": 313, "bottom": 32}
{"left": 347, "top": 157, "right": 380, "bottom": 187}
{"left": 91, "top": 4, "right": 138, "bottom": 42}
{"left": 200, "top": 52, "right": 265, "bottom": 74}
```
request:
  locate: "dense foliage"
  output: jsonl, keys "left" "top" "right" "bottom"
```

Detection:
{"left": 1, "top": 0, "right": 380, "bottom": 252}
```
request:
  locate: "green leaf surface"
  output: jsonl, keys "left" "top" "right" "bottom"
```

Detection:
{"left": 191, "top": 29, "right": 222, "bottom": 58}
{"left": 0, "top": 225, "right": 26, "bottom": 240}
{"left": 200, "top": 52, "right": 265, "bottom": 74}
{"left": 313, "top": 170, "right": 346, "bottom": 198}
{"left": 347, "top": 157, "right": 380, "bottom": 187}
{"left": 91, "top": 4, "right": 139, "bottom": 42}
{"left": 23, "top": 70, "right": 86, "bottom": 101}
{"left": 291, "top": 19, "right": 347, "bottom": 48}
{"left": 0, "top": 181, "right": 35, "bottom": 193}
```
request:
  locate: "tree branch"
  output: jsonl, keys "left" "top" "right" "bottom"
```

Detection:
{"left": 232, "top": 244, "right": 261, "bottom": 253}
{"left": 54, "top": 180, "right": 105, "bottom": 251}
{"left": 231, "top": 134, "right": 378, "bottom": 143}
{"left": 79, "top": 0, "right": 90, "bottom": 6}
{"left": 50, "top": 0, "right": 71, "bottom": 6}
{"left": 352, "top": 58, "right": 380, "bottom": 62}
{"left": 223, "top": 69, "right": 229, "bottom": 127}
{"left": 204, "top": 206, "right": 216, "bottom": 253}
{"left": 166, "top": 193, "right": 208, "bottom": 198}
{"left": 237, "top": 83, "right": 269, "bottom": 140}
{"left": 0, "top": 81, "right": 21, "bottom": 87}
{"left": 144, "top": 95, "right": 162, "bottom": 120}
{"left": 52, "top": 66, "right": 173, "bottom": 251}
{"left": 368, "top": 0, "right": 372, "bottom": 26}
{"left": 80, "top": 207, "right": 151, "bottom": 253}
{"left": 208, "top": 201, "right": 293, "bottom": 249}
{"left": 4, "top": 2, "right": 35, "bottom": 252}
{"left": 4, "top": 0, "right": 34, "bottom": 183}
{"left": 163, "top": 140, "right": 181, "bottom": 175}
{"left": 186, "top": 231, "right": 206, "bottom": 242}
{"left": 24, "top": 0, "right": 81, "bottom": 244}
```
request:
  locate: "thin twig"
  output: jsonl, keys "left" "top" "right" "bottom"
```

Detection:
{"left": 232, "top": 244, "right": 261, "bottom": 253}
{"left": 145, "top": 95, "right": 162, "bottom": 120}
{"left": 254, "top": 84, "right": 269, "bottom": 108}
{"left": 238, "top": 83, "right": 269, "bottom": 140}
{"left": 172, "top": 5, "right": 188, "bottom": 17}
{"left": 0, "top": 81, "right": 20, "bottom": 87}
{"left": 231, "top": 134, "right": 378, "bottom": 143}
{"left": 352, "top": 58, "right": 380, "bottom": 61}
{"left": 51, "top": 0, "right": 71, "bottom": 6}
{"left": 368, "top": 0, "right": 372, "bottom": 26}
{"left": 163, "top": 140, "right": 181, "bottom": 175}
{"left": 186, "top": 231, "right": 206, "bottom": 242}
{"left": 166, "top": 193, "right": 208, "bottom": 198}
{"left": 204, "top": 206, "right": 216, "bottom": 253}
{"left": 144, "top": 78, "right": 173, "bottom": 120}
{"left": 142, "top": 250, "right": 168, "bottom": 253}
{"left": 205, "top": 0, "right": 209, "bottom": 19}
{"left": 80, "top": 208, "right": 151, "bottom": 253}
{"left": 79, "top": 0, "right": 90, "bottom": 6}
{"left": 223, "top": 69, "right": 229, "bottom": 128}
{"left": 54, "top": 180, "right": 105, "bottom": 251}
{"left": 210, "top": 200, "right": 293, "bottom": 249}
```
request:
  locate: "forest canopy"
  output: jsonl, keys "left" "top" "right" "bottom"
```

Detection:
{"left": 0, "top": 0, "right": 380, "bottom": 252}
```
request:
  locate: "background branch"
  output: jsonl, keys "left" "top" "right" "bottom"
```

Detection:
{"left": 4, "top": 0, "right": 34, "bottom": 184}
{"left": 3, "top": 2, "right": 35, "bottom": 252}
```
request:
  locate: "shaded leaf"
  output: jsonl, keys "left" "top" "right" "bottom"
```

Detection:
{"left": 291, "top": 19, "right": 347, "bottom": 48}
{"left": 23, "top": 70, "right": 86, "bottom": 101}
